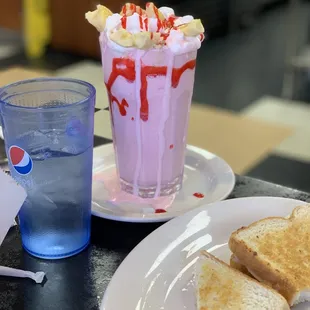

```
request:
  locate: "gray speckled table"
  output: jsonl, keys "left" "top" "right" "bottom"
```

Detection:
{"left": 0, "top": 175, "right": 310, "bottom": 310}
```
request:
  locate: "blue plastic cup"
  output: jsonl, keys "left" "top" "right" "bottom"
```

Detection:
{"left": 0, "top": 78, "right": 96, "bottom": 259}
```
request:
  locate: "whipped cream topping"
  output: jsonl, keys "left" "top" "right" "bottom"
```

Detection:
{"left": 157, "top": 6, "right": 174, "bottom": 18}
{"left": 105, "top": 7, "right": 173, "bottom": 33}
{"left": 105, "top": 13, "right": 122, "bottom": 32}
{"left": 86, "top": 3, "right": 204, "bottom": 54}
{"left": 174, "top": 15, "right": 194, "bottom": 27}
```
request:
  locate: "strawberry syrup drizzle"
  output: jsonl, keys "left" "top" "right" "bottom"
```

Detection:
{"left": 146, "top": 2, "right": 162, "bottom": 31}
{"left": 193, "top": 192, "right": 204, "bottom": 198}
{"left": 136, "top": 6, "right": 143, "bottom": 15}
{"left": 155, "top": 209, "right": 167, "bottom": 213}
{"left": 156, "top": 19, "right": 162, "bottom": 32}
{"left": 144, "top": 18, "right": 149, "bottom": 30}
{"left": 140, "top": 65, "right": 167, "bottom": 121}
{"left": 155, "top": 10, "right": 162, "bottom": 31}
{"left": 130, "top": 3, "right": 136, "bottom": 11}
{"left": 106, "top": 58, "right": 196, "bottom": 121}
{"left": 171, "top": 60, "right": 196, "bottom": 87}
{"left": 105, "top": 58, "right": 135, "bottom": 116}
{"left": 121, "top": 16, "right": 127, "bottom": 29}
{"left": 160, "top": 33, "right": 170, "bottom": 41}
{"left": 139, "top": 15, "right": 143, "bottom": 29}
{"left": 167, "top": 15, "right": 177, "bottom": 26}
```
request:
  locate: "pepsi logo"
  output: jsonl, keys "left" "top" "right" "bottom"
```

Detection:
{"left": 66, "top": 118, "right": 83, "bottom": 137}
{"left": 9, "top": 146, "right": 33, "bottom": 175}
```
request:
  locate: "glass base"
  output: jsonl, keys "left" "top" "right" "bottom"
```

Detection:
{"left": 120, "top": 175, "right": 182, "bottom": 198}
{"left": 22, "top": 238, "right": 90, "bottom": 260}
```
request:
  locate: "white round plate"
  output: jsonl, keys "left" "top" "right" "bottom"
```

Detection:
{"left": 101, "top": 197, "right": 308, "bottom": 310}
{"left": 91, "top": 143, "right": 235, "bottom": 222}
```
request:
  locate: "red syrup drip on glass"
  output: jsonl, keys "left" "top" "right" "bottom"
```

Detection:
{"left": 106, "top": 58, "right": 196, "bottom": 121}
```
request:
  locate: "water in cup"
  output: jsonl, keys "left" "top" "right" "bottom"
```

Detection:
{"left": 10, "top": 129, "right": 93, "bottom": 258}
{"left": 0, "top": 78, "right": 95, "bottom": 259}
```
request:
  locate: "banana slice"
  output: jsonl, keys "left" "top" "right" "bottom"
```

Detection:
{"left": 110, "top": 29, "right": 134, "bottom": 47}
{"left": 178, "top": 19, "right": 204, "bottom": 37}
{"left": 135, "top": 6, "right": 146, "bottom": 15}
{"left": 151, "top": 32, "right": 162, "bottom": 45}
{"left": 85, "top": 5, "right": 113, "bottom": 32}
{"left": 133, "top": 32, "right": 153, "bottom": 49}
{"left": 120, "top": 3, "right": 135, "bottom": 16}
{"left": 146, "top": 2, "right": 165, "bottom": 21}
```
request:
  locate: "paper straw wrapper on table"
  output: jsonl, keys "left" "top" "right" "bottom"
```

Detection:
{"left": 0, "top": 169, "right": 45, "bottom": 283}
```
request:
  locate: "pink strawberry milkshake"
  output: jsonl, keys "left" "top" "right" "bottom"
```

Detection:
{"left": 86, "top": 3, "right": 204, "bottom": 197}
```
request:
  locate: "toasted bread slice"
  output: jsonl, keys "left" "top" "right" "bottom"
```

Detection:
{"left": 229, "top": 204, "right": 310, "bottom": 306}
{"left": 230, "top": 253, "right": 254, "bottom": 278}
{"left": 230, "top": 254, "right": 270, "bottom": 282}
{"left": 196, "top": 251, "right": 289, "bottom": 309}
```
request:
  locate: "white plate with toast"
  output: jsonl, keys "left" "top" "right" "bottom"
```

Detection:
{"left": 101, "top": 197, "right": 310, "bottom": 309}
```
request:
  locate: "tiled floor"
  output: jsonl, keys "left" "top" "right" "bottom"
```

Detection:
{"left": 0, "top": 1, "right": 310, "bottom": 191}
{"left": 93, "top": 110, "right": 112, "bottom": 140}
{"left": 242, "top": 95, "right": 310, "bottom": 191}
{"left": 187, "top": 104, "right": 291, "bottom": 174}
{"left": 242, "top": 96, "right": 310, "bottom": 161}
{"left": 56, "top": 62, "right": 109, "bottom": 110}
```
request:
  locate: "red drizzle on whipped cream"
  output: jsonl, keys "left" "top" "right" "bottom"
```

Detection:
{"left": 86, "top": 3, "right": 205, "bottom": 52}
{"left": 116, "top": 2, "right": 203, "bottom": 46}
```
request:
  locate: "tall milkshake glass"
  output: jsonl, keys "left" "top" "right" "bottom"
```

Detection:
{"left": 87, "top": 2, "right": 204, "bottom": 198}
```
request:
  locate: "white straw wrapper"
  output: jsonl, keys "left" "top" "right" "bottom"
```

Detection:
{"left": 0, "top": 266, "right": 45, "bottom": 283}
{"left": 0, "top": 169, "right": 27, "bottom": 245}
{"left": 0, "top": 167, "right": 44, "bottom": 284}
